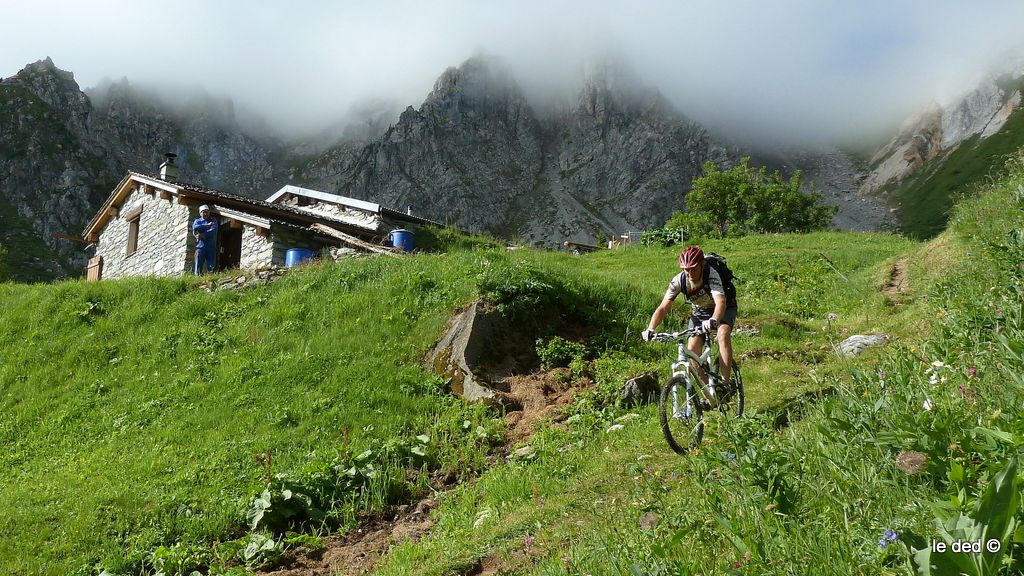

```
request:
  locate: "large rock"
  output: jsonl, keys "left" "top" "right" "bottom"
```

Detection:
{"left": 426, "top": 301, "right": 498, "bottom": 403}
{"left": 835, "top": 334, "right": 889, "bottom": 357}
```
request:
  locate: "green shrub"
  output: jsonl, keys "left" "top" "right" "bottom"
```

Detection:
{"left": 640, "top": 227, "right": 683, "bottom": 247}
{"left": 535, "top": 336, "right": 588, "bottom": 371}
{"left": 669, "top": 157, "right": 836, "bottom": 238}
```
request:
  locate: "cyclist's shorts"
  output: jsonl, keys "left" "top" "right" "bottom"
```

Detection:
{"left": 689, "top": 306, "right": 738, "bottom": 330}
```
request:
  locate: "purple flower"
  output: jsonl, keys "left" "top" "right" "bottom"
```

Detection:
{"left": 879, "top": 529, "right": 899, "bottom": 548}
{"left": 968, "top": 366, "right": 977, "bottom": 378}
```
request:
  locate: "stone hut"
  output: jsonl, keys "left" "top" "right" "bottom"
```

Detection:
{"left": 81, "top": 157, "right": 443, "bottom": 280}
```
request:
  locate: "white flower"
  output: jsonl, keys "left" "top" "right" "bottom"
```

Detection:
{"left": 606, "top": 424, "right": 625, "bottom": 433}
{"left": 923, "top": 398, "right": 934, "bottom": 411}
{"left": 473, "top": 508, "right": 494, "bottom": 528}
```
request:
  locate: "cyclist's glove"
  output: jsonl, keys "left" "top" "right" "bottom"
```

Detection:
{"left": 701, "top": 318, "right": 719, "bottom": 333}
{"left": 641, "top": 328, "right": 655, "bottom": 342}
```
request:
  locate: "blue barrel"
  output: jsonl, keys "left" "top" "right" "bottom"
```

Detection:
{"left": 388, "top": 229, "right": 415, "bottom": 252}
{"left": 285, "top": 248, "right": 316, "bottom": 267}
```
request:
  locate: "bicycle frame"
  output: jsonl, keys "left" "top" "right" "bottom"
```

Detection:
{"left": 660, "top": 329, "right": 720, "bottom": 409}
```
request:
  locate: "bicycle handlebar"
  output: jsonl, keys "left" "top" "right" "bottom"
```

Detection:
{"left": 649, "top": 328, "right": 709, "bottom": 342}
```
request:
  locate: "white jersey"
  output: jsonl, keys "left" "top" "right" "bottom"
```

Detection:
{"left": 663, "top": 266, "right": 726, "bottom": 316}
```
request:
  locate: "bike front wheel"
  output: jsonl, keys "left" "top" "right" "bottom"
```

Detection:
{"left": 659, "top": 376, "right": 704, "bottom": 454}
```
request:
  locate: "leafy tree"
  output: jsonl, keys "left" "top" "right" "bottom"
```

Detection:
{"left": 667, "top": 157, "right": 837, "bottom": 239}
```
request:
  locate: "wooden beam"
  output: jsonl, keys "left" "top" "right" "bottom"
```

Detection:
{"left": 122, "top": 205, "right": 143, "bottom": 221}
{"left": 160, "top": 190, "right": 172, "bottom": 200}
{"left": 228, "top": 219, "right": 243, "bottom": 230}
{"left": 177, "top": 196, "right": 201, "bottom": 206}
{"left": 255, "top": 227, "right": 268, "bottom": 237}
{"left": 51, "top": 232, "right": 88, "bottom": 244}
{"left": 108, "top": 206, "right": 119, "bottom": 218}
{"left": 143, "top": 185, "right": 155, "bottom": 196}
{"left": 310, "top": 223, "right": 403, "bottom": 257}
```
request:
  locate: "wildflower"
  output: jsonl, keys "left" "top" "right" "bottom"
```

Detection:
{"left": 562, "top": 556, "right": 570, "bottom": 568}
{"left": 827, "top": 313, "right": 838, "bottom": 322}
{"left": 723, "top": 452, "right": 736, "bottom": 461}
{"left": 524, "top": 536, "right": 534, "bottom": 553}
{"left": 968, "top": 366, "right": 977, "bottom": 378}
{"left": 878, "top": 529, "right": 899, "bottom": 548}
{"left": 923, "top": 398, "right": 934, "bottom": 411}
{"left": 927, "top": 361, "right": 948, "bottom": 386}
{"left": 959, "top": 384, "right": 976, "bottom": 404}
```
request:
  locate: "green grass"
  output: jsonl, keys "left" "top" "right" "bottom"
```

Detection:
{"left": 4, "top": 151, "right": 1024, "bottom": 575}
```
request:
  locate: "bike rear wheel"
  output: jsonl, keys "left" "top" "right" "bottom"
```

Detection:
{"left": 659, "top": 376, "right": 704, "bottom": 454}
{"left": 718, "top": 363, "right": 745, "bottom": 417}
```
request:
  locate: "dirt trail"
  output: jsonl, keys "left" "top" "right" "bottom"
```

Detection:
{"left": 881, "top": 257, "right": 910, "bottom": 299}
{"left": 258, "top": 369, "right": 588, "bottom": 576}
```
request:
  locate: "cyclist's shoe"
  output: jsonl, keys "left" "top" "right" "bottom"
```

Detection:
{"left": 718, "top": 382, "right": 735, "bottom": 405}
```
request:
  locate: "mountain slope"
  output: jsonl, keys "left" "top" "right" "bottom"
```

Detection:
{"left": 861, "top": 68, "right": 1024, "bottom": 237}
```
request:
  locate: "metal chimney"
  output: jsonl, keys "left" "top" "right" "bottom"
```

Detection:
{"left": 407, "top": 205, "right": 412, "bottom": 215}
{"left": 159, "top": 153, "right": 179, "bottom": 181}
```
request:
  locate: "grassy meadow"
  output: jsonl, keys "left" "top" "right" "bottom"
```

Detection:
{"left": 1, "top": 153, "right": 1023, "bottom": 575}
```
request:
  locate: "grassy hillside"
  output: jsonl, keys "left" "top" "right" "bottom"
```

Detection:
{"left": 2, "top": 150, "right": 1023, "bottom": 574}
{"left": 371, "top": 160, "right": 1024, "bottom": 574}
{"left": 891, "top": 86, "right": 1024, "bottom": 239}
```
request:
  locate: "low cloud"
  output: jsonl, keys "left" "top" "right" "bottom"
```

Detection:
{"left": 3, "top": 0, "right": 1024, "bottom": 145}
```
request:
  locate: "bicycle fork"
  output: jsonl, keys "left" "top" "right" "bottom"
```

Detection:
{"left": 671, "top": 342, "right": 717, "bottom": 418}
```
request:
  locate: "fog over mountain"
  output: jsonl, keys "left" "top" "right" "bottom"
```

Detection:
{"left": 4, "top": 1, "right": 1024, "bottom": 145}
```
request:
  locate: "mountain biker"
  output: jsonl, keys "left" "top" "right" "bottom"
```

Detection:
{"left": 641, "top": 245, "right": 738, "bottom": 396}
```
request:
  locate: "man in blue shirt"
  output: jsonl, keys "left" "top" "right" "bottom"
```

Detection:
{"left": 193, "top": 205, "right": 218, "bottom": 274}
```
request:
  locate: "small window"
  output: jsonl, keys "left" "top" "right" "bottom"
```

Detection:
{"left": 126, "top": 215, "right": 140, "bottom": 256}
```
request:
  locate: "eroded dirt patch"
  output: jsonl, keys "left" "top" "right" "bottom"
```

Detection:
{"left": 258, "top": 500, "right": 436, "bottom": 576}
{"left": 495, "top": 369, "right": 591, "bottom": 444}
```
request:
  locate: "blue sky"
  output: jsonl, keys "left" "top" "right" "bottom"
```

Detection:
{"left": 2, "top": 0, "right": 1023, "bottom": 143}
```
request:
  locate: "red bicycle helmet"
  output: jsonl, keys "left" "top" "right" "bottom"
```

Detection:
{"left": 678, "top": 245, "right": 704, "bottom": 269}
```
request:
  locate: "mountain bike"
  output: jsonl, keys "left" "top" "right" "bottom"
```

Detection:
{"left": 650, "top": 328, "right": 744, "bottom": 454}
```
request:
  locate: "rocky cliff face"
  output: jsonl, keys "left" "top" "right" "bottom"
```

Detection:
{"left": 861, "top": 72, "right": 1023, "bottom": 196}
{"left": 294, "top": 56, "right": 732, "bottom": 245}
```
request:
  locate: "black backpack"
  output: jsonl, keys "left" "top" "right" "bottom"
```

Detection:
{"left": 704, "top": 252, "right": 738, "bottom": 302}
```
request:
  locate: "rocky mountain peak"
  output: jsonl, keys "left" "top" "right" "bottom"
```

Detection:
{"left": 8, "top": 57, "right": 92, "bottom": 129}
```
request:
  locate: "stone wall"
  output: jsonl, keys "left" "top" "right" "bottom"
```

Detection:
{"left": 94, "top": 184, "right": 191, "bottom": 279}
{"left": 239, "top": 225, "right": 274, "bottom": 269}
{"left": 269, "top": 226, "right": 324, "bottom": 266}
